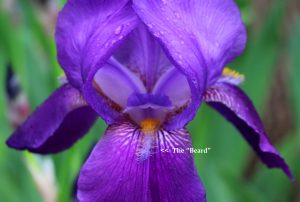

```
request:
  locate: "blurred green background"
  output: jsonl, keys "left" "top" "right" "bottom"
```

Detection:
{"left": 0, "top": 0, "right": 299, "bottom": 201}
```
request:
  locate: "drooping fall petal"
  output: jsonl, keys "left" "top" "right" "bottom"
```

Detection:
{"left": 204, "top": 83, "right": 292, "bottom": 179}
{"left": 78, "top": 122, "right": 206, "bottom": 201}
{"left": 7, "top": 84, "right": 98, "bottom": 154}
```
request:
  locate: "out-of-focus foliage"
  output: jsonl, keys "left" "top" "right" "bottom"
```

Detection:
{"left": 0, "top": 0, "right": 299, "bottom": 202}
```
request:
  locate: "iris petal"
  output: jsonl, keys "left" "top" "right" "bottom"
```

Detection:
{"left": 204, "top": 83, "right": 292, "bottom": 179}
{"left": 133, "top": 2, "right": 210, "bottom": 129}
{"left": 56, "top": 0, "right": 139, "bottom": 88}
{"left": 133, "top": 0, "right": 246, "bottom": 85}
{"left": 150, "top": 129, "right": 206, "bottom": 201}
{"left": 125, "top": 93, "right": 173, "bottom": 124}
{"left": 114, "top": 24, "right": 172, "bottom": 90}
{"left": 94, "top": 57, "right": 146, "bottom": 108}
{"left": 85, "top": 57, "right": 150, "bottom": 124}
{"left": 77, "top": 122, "right": 206, "bottom": 201}
{"left": 77, "top": 122, "right": 150, "bottom": 201}
{"left": 113, "top": 24, "right": 194, "bottom": 128}
{"left": 7, "top": 84, "right": 98, "bottom": 154}
{"left": 133, "top": 0, "right": 247, "bottom": 129}
{"left": 153, "top": 68, "right": 191, "bottom": 108}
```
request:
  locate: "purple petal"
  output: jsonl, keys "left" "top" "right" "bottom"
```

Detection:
{"left": 204, "top": 83, "right": 292, "bottom": 179}
{"left": 150, "top": 129, "right": 206, "bottom": 201}
{"left": 114, "top": 24, "right": 172, "bottom": 90}
{"left": 56, "top": 0, "right": 139, "bottom": 88}
{"left": 94, "top": 58, "right": 146, "bottom": 108}
{"left": 125, "top": 93, "right": 173, "bottom": 124}
{"left": 127, "top": 93, "right": 172, "bottom": 107}
{"left": 112, "top": 24, "right": 196, "bottom": 129}
{"left": 84, "top": 56, "right": 148, "bottom": 124}
{"left": 132, "top": 0, "right": 246, "bottom": 128}
{"left": 77, "top": 122, "right": 206, "bottom": 201}
{"left": 153, "top": 67, "right": 191, "bottom": 109}
{"left": 132, "top": 2, "right": 209, "bottom": 130}
{"left": 133, "top": 0, "right": 247, "bottom": 85}
{"left": 7, "top": 84, "right": 98, "bottom": 154}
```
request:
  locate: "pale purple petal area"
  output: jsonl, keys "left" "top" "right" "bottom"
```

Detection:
{"left": 114, "top": 24, "right": 172, "bottom": 90}
{"left": 153, "top": 67, "right": 191, "bottom": 108}
{"left": 127, "top": 93, "right": 172, "bottom": 107}
{"left": 7, "top": 84, "right": 98, "bottom": 154}
{"left": 94, "top": 57, "right": 146, "bottom": 108}
{"left": 125, "top": 93, "right": 173, "bottom": 124}
{"left": 84, "top": 56, "right": 149, "bottom": 124}
{"left": 217, "top": 75, "right": 245, "bottom": 86}
{"left": 204, "top": 83, "right": 292, "bottom": 179}
{"left": 56, "top": 0, "right": 139, "bottom": 88}
{"left": 133, "top": 0, "right": 247, "bottom": 85}
{"left": 77, "top": 122, "right": 206, "bottom": 201}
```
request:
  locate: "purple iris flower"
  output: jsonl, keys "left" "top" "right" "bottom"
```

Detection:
{"left": 7, "top": 0, "right": 292, "bottom": 201}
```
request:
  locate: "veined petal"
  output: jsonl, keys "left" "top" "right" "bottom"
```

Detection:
{"left": 7, "top": 84, "right": 98, "bottom": 154}
{"left": 77, "top": 122, "right": 206, "bottom": 201}
{"left": 133, "top": 0, "right": 246, "bottom": 85}
{"left": 77, "top": 122, "right": 150, "bottom": 201}
{"left": 204, "top": 83, "right": 292, "bottom": 178}
{"left": 56, "top": 0, "right": 139, "bottom": 88}
{"left": 150, "top": 129, "right": 206, "bottom": 201}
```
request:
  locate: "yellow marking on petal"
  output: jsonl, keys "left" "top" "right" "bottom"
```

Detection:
{"left": 140, "top": 119, "right": 160, "bottom": 133}
{"left": 222, "top": 67, "right": 244, "bottom": 80}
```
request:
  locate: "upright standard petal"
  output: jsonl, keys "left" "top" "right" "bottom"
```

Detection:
{"left": 114, "top": 24, "right": 172, "bottom": 90}
{"left": 112, "top": 25, "right": 193, "bottom": 128}
{"left": 56, "top": 0, "right": 139, "bottom": 88}
{"left": 133, "top": 0, "right": 246, "bottom": 129}
{"left": 77, "top": 122, "right": 206, "bottom": 202}
{"left": 204, "top": 83, "right": 292, "bottom": 178}
{"left": 7, "top": 84, "right": 98, "bottom": 154}
{"left": 133, "top": 0, "right": 247, "bottom": 84}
